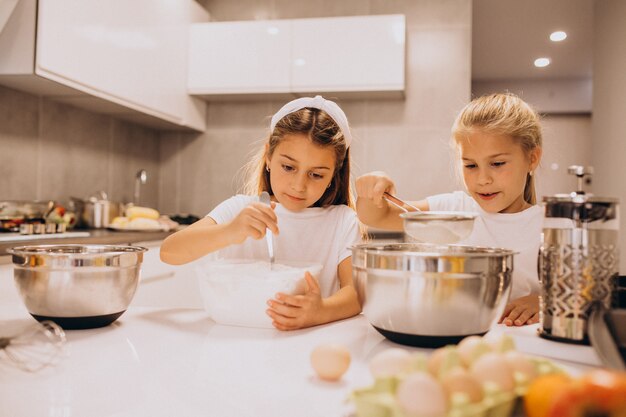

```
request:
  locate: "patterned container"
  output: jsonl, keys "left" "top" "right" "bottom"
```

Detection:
{"left": 539, "top": 192, "right": 620, "bottom": 344}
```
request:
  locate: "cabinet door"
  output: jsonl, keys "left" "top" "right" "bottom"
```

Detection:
{"left": 291, "top": 15, "right": 405, "bottom": 96}
{"left": 35, "top": 0, "right": 207, "bottom": 131}
{"left": 188, "top": 20, "right": 292, "bottom": 96}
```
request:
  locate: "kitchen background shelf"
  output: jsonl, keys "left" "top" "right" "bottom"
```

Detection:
{"left": 0, "top": 229, "right": 173, "bottom": 261}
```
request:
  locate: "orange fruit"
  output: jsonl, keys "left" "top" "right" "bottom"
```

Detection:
{"left": 524, "top": 373, "right": 573, "bottom": 417}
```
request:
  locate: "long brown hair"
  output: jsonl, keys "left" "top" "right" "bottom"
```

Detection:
{"left": 452, "top": 93, "right": 543, "bottom": 204}
{"left": 242, "top": 107, "right": 355, "bottom": 209}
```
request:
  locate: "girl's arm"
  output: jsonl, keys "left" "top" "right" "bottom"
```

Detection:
{"left": 318, "top": 256, "right": 362, "bottom": 322}
{"left": 160, "top": 202, "right": 278, "bottom": 265}
{"left": 266, "top": 256, "right": 362, "bottom": 330}
{"left": 356, "top": 171, "right": 429, "bottom": 230}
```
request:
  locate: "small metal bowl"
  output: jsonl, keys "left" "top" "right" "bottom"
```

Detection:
{"left": 7, "top": 245, "right": 147, "bottom": 329}
{"left": 351, "top": 243, "right": 514, "bottom": 347}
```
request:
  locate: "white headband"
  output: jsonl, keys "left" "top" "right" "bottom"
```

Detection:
{"left": 270, "top": 95, "right": 352, "bottom": 148}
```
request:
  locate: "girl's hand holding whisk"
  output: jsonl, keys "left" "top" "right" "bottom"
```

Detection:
{"left": 266, "top": 272, "right": 324, "bottom": 330}
{"left": 227, "top": 201, "right": 279, "bottom": 244}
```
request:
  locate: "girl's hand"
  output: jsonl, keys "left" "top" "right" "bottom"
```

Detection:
{"left": 499, "top": 294, "right": 539, "bottom": 326}
{"left": 227, "top": 202, "right": 278, "bottom": 244}
{"left": 266, "top": 272, "right": 324, "bottom": 331}
{"left": 356, "top": 171, "right": 397, "bottom": 208}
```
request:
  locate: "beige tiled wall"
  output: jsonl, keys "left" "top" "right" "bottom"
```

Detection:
{"left": 0, "top": 1, "right": 594, "bottom": 220}
{"left": 160, "top": 0, "right": 474, "bottom": 216}
{"left": 0, "top": 85, "right": 160, "bottom": 208}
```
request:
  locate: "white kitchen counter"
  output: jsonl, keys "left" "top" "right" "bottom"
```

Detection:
{"left": 0, "top": 302, "right": 603, "bottom": 417}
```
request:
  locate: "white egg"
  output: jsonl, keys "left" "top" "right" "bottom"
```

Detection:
{"left": 369, "top": 348, "right": 413, "bottom": 378}
{"left": 470, "top": 352, "right": 515, "bottom": 392}
{"left": 396, "top": 372, "right": 448, "bottom": 417}
{"left": 310, "top": 344, "right": 351, "bottom": 381}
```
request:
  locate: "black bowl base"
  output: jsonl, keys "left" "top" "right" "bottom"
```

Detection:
{"left": 373, "top": 325, "right": 486, "bottom": 348}
{"left": 31, "top": 311, "right": 125, "bottom": 330}
{"left": 539, "top": 329, "right": 589, "bottom": 345}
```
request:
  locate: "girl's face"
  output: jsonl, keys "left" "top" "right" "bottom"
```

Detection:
{"left": 457, "top": 130, "right": 541, "bottom": 214}
{"left": 266, "top": 134, "right": 336, "bottom": 212}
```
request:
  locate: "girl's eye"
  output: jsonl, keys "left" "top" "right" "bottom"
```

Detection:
{"left": 492, "top": 161, "right": 506, "bottom": 167}
{"left": 309, "top": 172, "right": 324, "bottom": 180}
{"left": 463, "top": 164, "right": 477, "bottom": 169}
{"left": 282, "top": 164, "right": 295, "bottom": 172}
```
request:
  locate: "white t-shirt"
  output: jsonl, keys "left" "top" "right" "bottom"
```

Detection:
{"left": 207, "top": 195, "right": 362, "bottom": 298}
{"left": 427, "top": 191, "right": 542, "bottom": 300}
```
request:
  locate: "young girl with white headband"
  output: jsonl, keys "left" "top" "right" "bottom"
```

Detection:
{"left": 161, "top": 96, "right": 362, "bottom": 330}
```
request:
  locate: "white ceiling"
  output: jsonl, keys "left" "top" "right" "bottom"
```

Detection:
{"left": 472, "top": 0, "right": 593, "bottom": 81}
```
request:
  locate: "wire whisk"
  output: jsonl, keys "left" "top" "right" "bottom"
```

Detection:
{"left": 0, "top": 320, "right": 66, "bottom": 372}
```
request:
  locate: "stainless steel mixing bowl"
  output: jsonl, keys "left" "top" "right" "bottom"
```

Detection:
{"left": 351, "top": 243, "right": 514, "bottom": 347}
{"left": 8, "top": 245, "right": 147, "bottom": 329}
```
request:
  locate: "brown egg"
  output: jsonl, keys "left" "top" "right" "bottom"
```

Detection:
{"left": 457, "top": 335, "right": 491, "bottom": 367}
{"left": 369, "top": 348, "right": 413, "bottom": 378}
{"left": 427, "top": 347, "right": 447, "bottom": 376}
{"left": 428, "top": 346, "right": 461, "bottom": 377}
{"left": 310, "top": 344, "right": 351, "bottom": 381}
{"left": 503, "top": 350, "right": 538, "bottom": 381}
{"left": 440, "top": 367, "right": 484, "bottom": 403}
{"left": 396, "top": 372, "right": 448, "bottom": 417}
{"left": 470, "top": 352, "right": 515, "bottom": 392}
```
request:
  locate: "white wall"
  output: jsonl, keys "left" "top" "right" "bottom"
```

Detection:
{"left": 592, "top": 0, "right": 626, "bottom": 272}
{"left": 535, "top": 115, "right": 592, "bottom": 199}
{"left": 473, "top": 79, "right": 592, "bottom": 114}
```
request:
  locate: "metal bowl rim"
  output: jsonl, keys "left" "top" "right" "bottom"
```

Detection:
{"left": 7, "top": 244, "right": 148, "bottom": 256}
{"left": 351, "top": 242, "right": 517, "bottom": 257}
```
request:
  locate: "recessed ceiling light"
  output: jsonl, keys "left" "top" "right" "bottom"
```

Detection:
{"left": 534, "top": 57, "right": 551, "bottom": 68}
{"left": 550, "top": 31, "right": 567, "bottom": 42}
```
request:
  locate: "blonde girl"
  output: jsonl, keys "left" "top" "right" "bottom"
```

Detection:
{"left": 356, "top": 93, "right": 543, "bottom": 327}
{"left": 161, "top": 96, "right": 361, "bottom": 330}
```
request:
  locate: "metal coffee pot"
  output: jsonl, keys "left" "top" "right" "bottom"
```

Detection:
{"left": 539, "top": 165, "right": 620, "bottom": 344}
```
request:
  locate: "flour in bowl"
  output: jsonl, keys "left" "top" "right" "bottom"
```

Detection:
{"left": 195, "top": 259, "right": 323, "bottom": 328}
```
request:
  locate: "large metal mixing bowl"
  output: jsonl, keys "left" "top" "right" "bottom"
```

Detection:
{"left": 351, "top": 243, "right": 514, "bottom": 347}
{"left": 7, "top": 245, "right": 147, "bottom": 329}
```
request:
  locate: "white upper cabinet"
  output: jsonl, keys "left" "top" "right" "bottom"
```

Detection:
{"left": 291, "top": 15, "right": 405, "bottom": 97}
{"left": 0, "top": 0, "right": 208, "bottom": 132}
{"left": 189, "top": 20, "right": 292, "bottom": 97}
{"left": 188, "top": 14, "right": 406, "bottom": 100}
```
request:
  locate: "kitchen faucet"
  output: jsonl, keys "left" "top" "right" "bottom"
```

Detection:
{"left": 133, "top": 169, "right": 147, "bottom": 205}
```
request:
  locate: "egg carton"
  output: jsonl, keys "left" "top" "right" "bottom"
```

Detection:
{"left": 348, "top": 337, "right": 563, "bottom": 417}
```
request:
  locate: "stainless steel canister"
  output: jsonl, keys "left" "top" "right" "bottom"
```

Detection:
{"left": 539, "top": 190, "right": 620, "bottom": 343}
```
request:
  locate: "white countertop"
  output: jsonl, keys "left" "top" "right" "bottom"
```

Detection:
{"left": 0, "top": 302, "right": 603, "bottom": 417}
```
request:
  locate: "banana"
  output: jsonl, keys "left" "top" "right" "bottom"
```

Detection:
{"left": 126, "top": 206, "right": 160, "bottom": 220}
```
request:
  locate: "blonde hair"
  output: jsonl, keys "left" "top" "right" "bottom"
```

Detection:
{"left": 242, "top": 107, "right": 355, "bottom": 209}
{"left": 451, "top": 93, "right": 543, "bottom": 205}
